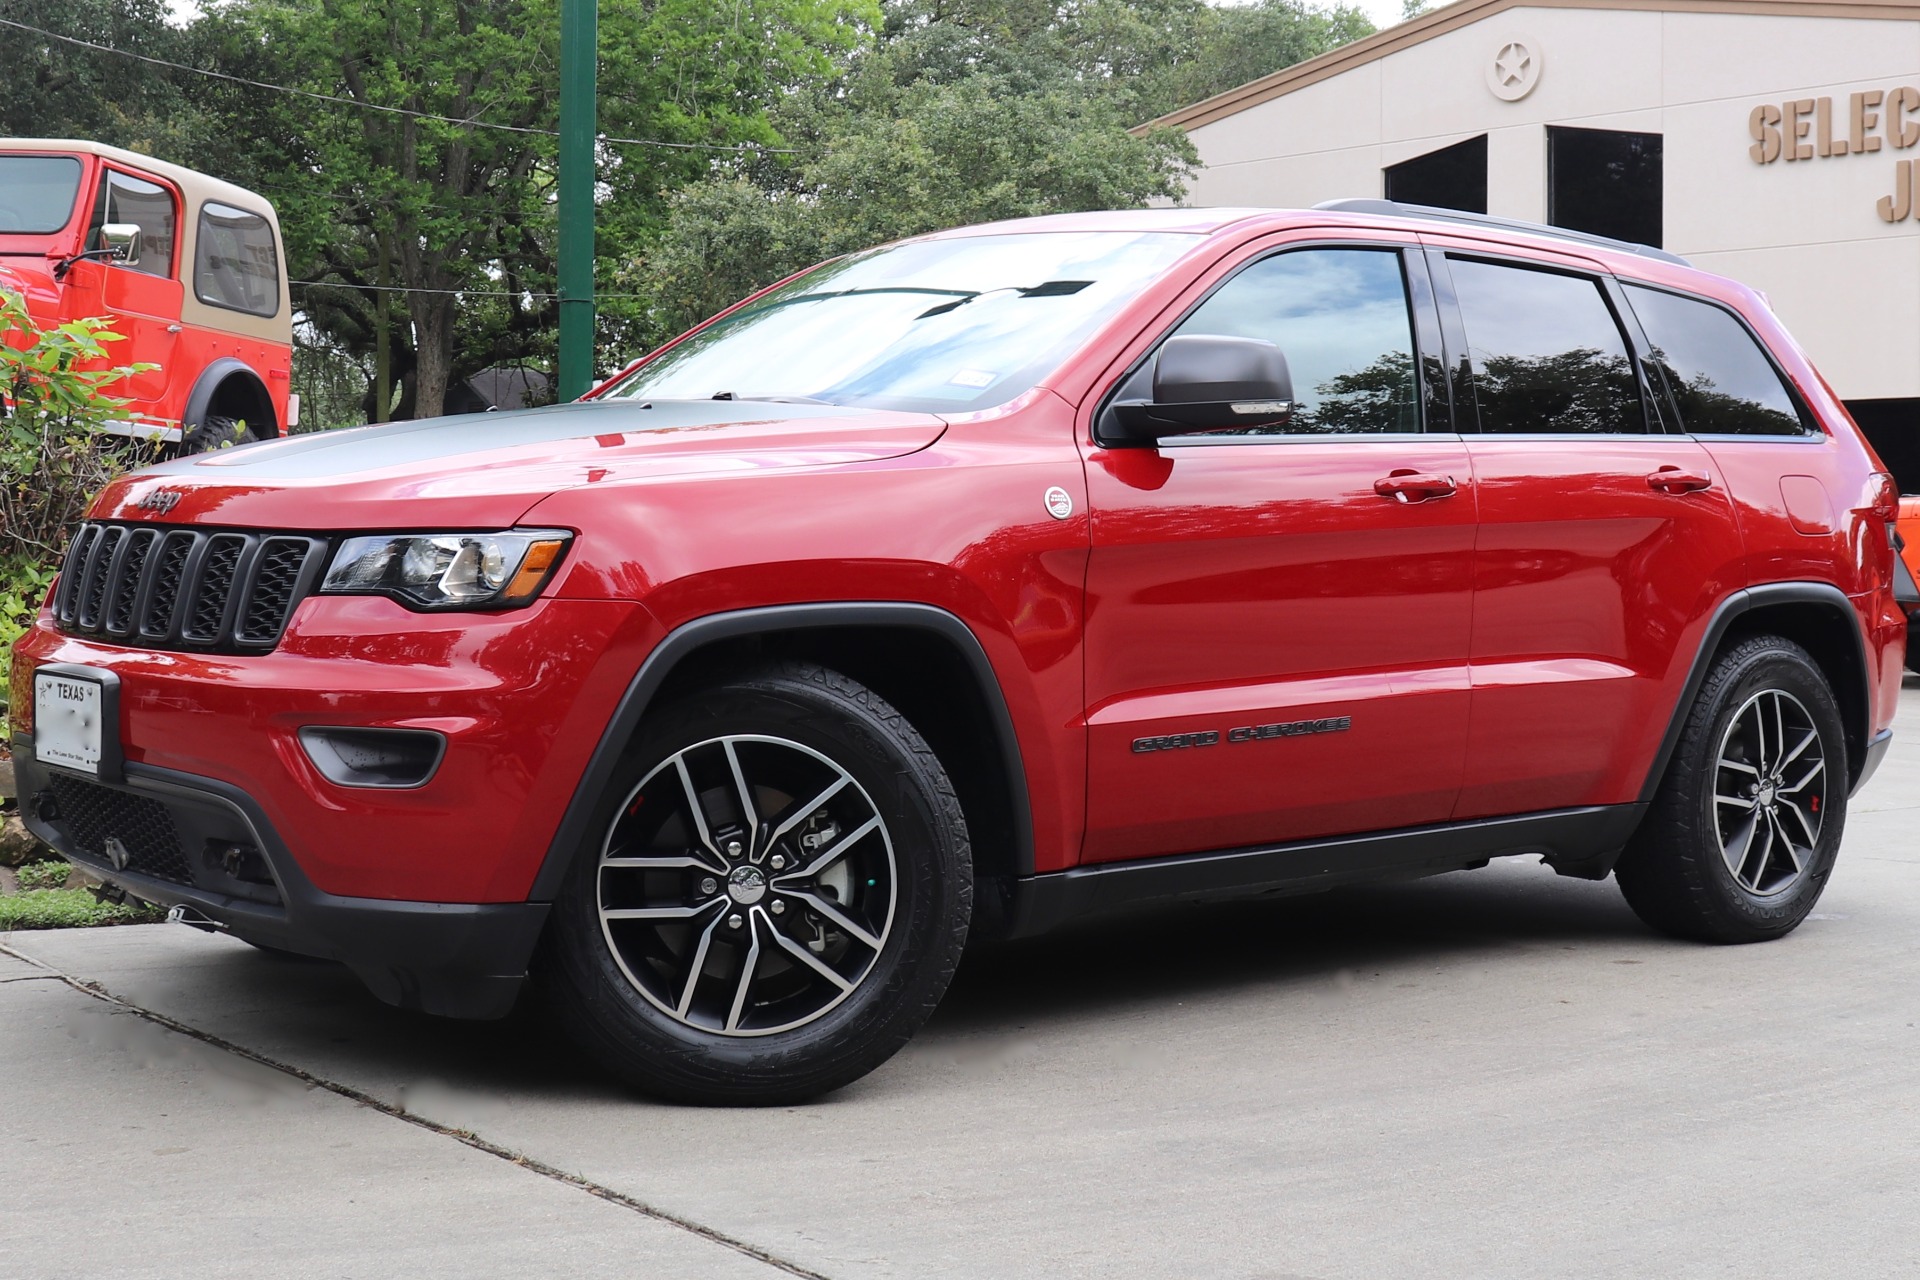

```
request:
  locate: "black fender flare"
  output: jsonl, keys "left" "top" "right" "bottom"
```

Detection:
{"left": 183, "top": 358, "right": 278, "bottom": 437}
{"left": 526, "top": 602, "right": 1036, "bottom": 901}
{"left": 1640, "top": 581, "right": 1873, "bottom": 803}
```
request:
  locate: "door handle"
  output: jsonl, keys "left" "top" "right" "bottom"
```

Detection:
{"left": 1647, "top": 466, "right": 1713, "bottom": 494}
{"left": 1374, "top": 470, "right": 1457, "bottom": 503}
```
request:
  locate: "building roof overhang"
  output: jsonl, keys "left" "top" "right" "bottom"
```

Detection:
{"left": 1135, "top": 0, "right": 1920, "bottom": 135}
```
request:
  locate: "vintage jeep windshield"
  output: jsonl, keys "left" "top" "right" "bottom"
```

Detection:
{"left": 608, "top": 230, "right": 1197, "bottom": 413}
{"left": 0, "top": 156, "right": 83, "bottom": 234}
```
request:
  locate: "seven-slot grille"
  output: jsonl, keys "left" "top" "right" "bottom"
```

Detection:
{"left": 53, "top": 522, "right": 328, "bottom": 653}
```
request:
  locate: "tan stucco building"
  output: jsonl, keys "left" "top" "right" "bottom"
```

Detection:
{"left": 1149, "top": 0, "right": 1920, "bottom": 481}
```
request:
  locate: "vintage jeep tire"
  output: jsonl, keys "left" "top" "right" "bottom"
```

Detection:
{"left": 1616, "top": 635, "right": 1847, "bottom": 944}
{"left": 180, "top": 413, "right": 261, "bottom": 454}
{"left": 540, "top": 662, "right": 971, "bottom": 1105}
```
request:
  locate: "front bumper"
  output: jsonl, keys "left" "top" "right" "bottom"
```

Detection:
{"left": 12, "top": 739, "right": 545, "bottom": 1019}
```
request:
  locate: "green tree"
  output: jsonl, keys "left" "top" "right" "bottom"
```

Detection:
{"left": 0, "top": 0, "right": 218, "bottom": 157}
{"left": 196, "top": 0, "right": 871, "bottom": 418}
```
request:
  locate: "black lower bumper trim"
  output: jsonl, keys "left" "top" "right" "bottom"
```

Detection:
{"left": 989, "top": 803, "right": 1649, "bottom": 940}
{"left": 11, "top": 738, "right": 546, "bottom": 1019}
{"left": 1853, "top": 726, "right": 1894, "bottom": 797}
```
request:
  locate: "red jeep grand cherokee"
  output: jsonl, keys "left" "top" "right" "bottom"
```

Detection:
{"left": 10, "top": 202, "right": 1906, "bottom": 1103}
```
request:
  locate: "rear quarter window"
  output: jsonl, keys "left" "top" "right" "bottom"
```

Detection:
{"left": 1624, "top": 284, "right": 1811, "bottom": 437}
{"left": 194, "top": 202, "right": 280, "bottom": 317}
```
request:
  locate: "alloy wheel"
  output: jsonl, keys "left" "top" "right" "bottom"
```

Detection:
{"left": 596, "top": 734, "right": 897, "bottom": 1036}
{"left": 1712, "top": 688, "right": 1826, "bottom": 897}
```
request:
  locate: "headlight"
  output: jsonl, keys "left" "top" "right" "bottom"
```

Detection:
{"left": 320, "top": 530, "right": 571, "bottom": 610}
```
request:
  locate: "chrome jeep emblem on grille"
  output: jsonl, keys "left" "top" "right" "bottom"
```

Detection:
{"left": 134, "top": 489, "right": 183, "bottom": 515}
{"left": 104, "top": 835, "right": 132, "bottom": 871}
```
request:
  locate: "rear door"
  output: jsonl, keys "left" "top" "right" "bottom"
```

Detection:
{"left": 1429, "top": 247, "right": 1746, "bottom": 818}
{"left": 1080, "top": 238, "right": 1478, "bottom": 863}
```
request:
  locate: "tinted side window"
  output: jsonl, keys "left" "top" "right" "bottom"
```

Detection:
{"left": 1624, "top": 285, "right": 1808, "bottom": 436}
{"left": 1448, "top": 257, "right": 1644, "bottom": 435}
{"left": 89, "top": 170, "right": 175, "bottom": 278}
{"left": 1173, "top": 248, "right": 1420, "bottom": 435}
{"left": 194, "top": 202, "right": 280, "bottom": 317}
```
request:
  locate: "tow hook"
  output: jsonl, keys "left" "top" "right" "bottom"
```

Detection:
{"left": 165, "top": 903, "right": 228, "bottom": 934}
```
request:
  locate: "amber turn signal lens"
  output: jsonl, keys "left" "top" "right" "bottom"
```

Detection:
{"left": 504, "top": 538, "right": 568, "bottom": 602}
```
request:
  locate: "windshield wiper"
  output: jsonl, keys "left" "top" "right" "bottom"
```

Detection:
{"left": 914, "top": 279, "right": 1091, "bottom": 319}
{"left": 736, "top": 285, "right": 977, "bottom": 322}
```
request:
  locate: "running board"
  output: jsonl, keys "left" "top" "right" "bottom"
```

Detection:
{"left": 992, "top": 804, "right": 1647, "bottom": 940}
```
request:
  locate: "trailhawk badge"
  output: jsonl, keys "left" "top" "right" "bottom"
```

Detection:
{"left": 1044, "top": 486, "right": 1074, "bottom": 520}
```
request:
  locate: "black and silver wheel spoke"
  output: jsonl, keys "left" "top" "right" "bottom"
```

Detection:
{"left": 596, "top": 734, "right": 897, "bottom": 1037}
{"left": 1713, "top": 688, "right": 1825, "bottom": 897}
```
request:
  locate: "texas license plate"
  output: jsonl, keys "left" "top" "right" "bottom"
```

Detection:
{"left": 34, "top": 669, "right": 107, "bottom": 775}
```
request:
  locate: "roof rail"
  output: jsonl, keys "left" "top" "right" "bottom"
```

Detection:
{"left": 1312, "top": 198, "right": 1691, "bottom": 268}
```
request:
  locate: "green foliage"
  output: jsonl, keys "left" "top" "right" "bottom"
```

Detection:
{"left": 0, "top": 0, "right": 221, "bottom": 158}
{"left": 194, "top": 0, "right": 874, "bottom": 418}
{"left": 0, "top": 291, "right": 156, "bottom": 728}
{"left": 634, "top": 0, "right": 1373, "bottom": 337}
{"left": 0, "top": 291, "right": 156, "bottom": 566}
{"left": 14, "top": 860, "right": 71, "bottom": 892}
{"left": 0, "top": 887, "right": 164, "bottom": 930}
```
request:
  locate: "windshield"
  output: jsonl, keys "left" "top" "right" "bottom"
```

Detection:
{"left": 609, "top": 230, "right": 1198, "bottom": 413}
{"left": 0, "top": 156, "right": 83, "bottom": 235}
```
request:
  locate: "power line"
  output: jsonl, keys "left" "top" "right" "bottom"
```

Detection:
{"left": 0, "top": 16, "right": 800, "bottom": 155}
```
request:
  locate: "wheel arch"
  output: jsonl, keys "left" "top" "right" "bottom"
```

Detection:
{"left": 1641, "top": 582, "right": 1873, "bottom": 803}
{"left": 527, "top": 603, "right": 1035, "bottom": 914}
{"left": 183, "top": 358, "right": 278, "bottom": 439}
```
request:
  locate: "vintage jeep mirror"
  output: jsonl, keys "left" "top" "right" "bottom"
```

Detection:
{"left": 100, "top": 222, "right": 141, "bottom": 266}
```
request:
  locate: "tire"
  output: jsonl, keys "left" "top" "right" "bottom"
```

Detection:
{"left": 180, "top": 413, "right": 260, "bottom": 454}
{"left": 539, "top": 661, "right": 971, "bottom": 1105}
{"left": 1616, "top": 635, "right": 1847, "bottom": 943}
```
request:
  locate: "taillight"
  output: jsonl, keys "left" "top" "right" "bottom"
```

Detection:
{"left": 1869, "top": 472, "right": 1899, "bottom": 522}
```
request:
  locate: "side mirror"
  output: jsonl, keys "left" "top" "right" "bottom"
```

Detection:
{"left": 101, "top": 223, "right": 141, "bottom": 266}
{"left": 1110, "top": 335, "right": 1294, "bottom": 442}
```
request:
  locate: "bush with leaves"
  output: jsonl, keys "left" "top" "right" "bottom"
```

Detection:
{"left": 0, "top": 290, "right": 157, "bottom": 729}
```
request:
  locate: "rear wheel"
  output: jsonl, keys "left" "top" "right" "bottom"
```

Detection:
{"left": 540, "top": 662, "right": 971, "bottom": 1104}
{"left": 1616, "top": 635, "right": 1846, "bottom": 943}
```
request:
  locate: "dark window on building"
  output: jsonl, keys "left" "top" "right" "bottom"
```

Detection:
{"left": 1384, "top": 135, "right": 1487, "bottom": 214}
{"left": 1447, "top": 257, "right": 1644, "bottom": 435}
{"left": 1846, "top": 399, "right": 1920, "bottom": 494}
{"left": 1548, "top": 126, "right": 1663, "bottom": 249}
{"left": 1625, "top": 285, "right": 1809, "bottom": 437}
{"left": 1169, "top": 248, "right": 1420, "bottom": 434}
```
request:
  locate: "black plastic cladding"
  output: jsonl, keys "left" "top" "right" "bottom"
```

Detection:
{"left": 53, "top": 522, "right": 328, "bottom": 654}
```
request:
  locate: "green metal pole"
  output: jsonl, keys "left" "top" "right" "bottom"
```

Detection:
{"left": 557, "top": 0, "right": 597, "bottom": 401}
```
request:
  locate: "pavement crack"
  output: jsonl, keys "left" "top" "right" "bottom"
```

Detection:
{"left": 0, "top": 940, "right": 834, "bottom": 1280}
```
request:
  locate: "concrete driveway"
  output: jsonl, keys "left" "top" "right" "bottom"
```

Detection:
{"left": 7, "top": 682, "right": 1920, "bottom": 1280}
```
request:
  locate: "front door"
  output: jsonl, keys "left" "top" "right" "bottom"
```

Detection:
{"left": 1081, "top": 243, "right": 1478, "bottom": 863}
{"left": 71, "top": 167, "right": 182, "bottom": 413}
{"left": 1428, "top": 249, "right": 1748, "bottom": 819}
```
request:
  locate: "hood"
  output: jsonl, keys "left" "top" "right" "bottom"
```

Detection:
{"left": 94, "top": 399, "right": 949, "bottom": 529}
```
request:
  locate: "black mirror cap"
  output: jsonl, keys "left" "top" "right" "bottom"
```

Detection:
{"left": 1154, "top": 334, "right": 1293, "bottom": 406}
{"left": 1104, "top": 335, "right": 1296, "bottom": 444}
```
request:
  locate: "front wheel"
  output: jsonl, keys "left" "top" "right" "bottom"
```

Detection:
{"left": 1616, "top": 635, "right": 1847, "bottom": 943}
{"left": 540, "top": 662, "right": 971, "bottom": 1104}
